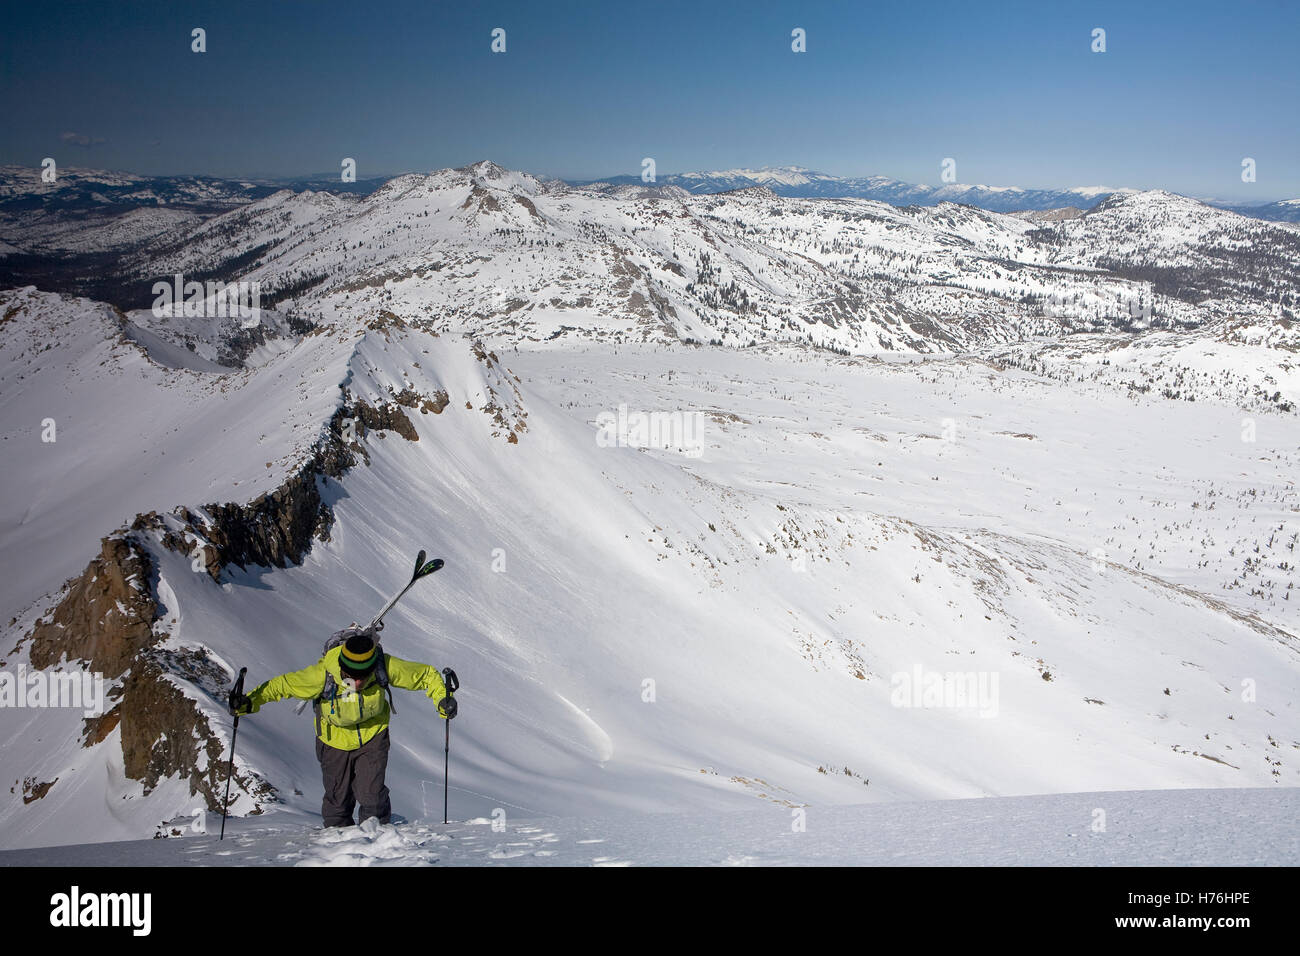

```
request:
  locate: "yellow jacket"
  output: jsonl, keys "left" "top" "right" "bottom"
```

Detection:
{"left": 245, "top": 646, "right": 449, "bottom": 750}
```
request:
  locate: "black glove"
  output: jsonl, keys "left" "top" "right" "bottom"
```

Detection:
{"left": 438, "top": 695, "right": 458, "bottom": 720}
{"left": 228, "top": 690, "right": 251, "bottom": 716}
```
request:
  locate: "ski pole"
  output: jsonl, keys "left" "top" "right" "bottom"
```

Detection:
{"left": 440, "top": 667, "right": 459, "bottom": 824}
{"left": 220, "top": 667, "right": 247, "bottom": 841}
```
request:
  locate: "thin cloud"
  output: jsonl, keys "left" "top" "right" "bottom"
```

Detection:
{"left": 60, "top": 131, "right": 106, "bottom": 148}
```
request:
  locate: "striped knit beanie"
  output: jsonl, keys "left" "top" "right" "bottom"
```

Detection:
{"left": 339, "top": 634, "right": 379, "bottom": 677}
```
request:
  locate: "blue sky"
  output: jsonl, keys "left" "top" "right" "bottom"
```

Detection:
{"left": 1, "top": 0, "right": 1297, "bottom": 198}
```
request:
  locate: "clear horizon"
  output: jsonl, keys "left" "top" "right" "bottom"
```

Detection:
{"left": 13, "top": 159, "right": 1296, "bottom": 205}
{"left": 2, "top": 0, "right": 1296, "bottom": 201}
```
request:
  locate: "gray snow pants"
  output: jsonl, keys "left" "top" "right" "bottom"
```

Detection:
{"left": 316, "top": 728, "right": 391, "bottom": 827}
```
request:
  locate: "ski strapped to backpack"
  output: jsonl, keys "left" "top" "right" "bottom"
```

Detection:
{"left": 294, "top": 550, "right": 445, "bottom": 719}
{"left": 369, "top": 550, "right": 444, "bottom": 631}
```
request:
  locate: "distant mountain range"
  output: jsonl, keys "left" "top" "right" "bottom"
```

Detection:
{"left": 0, "top": 165, "right": 390, "bottom": 214}
{"left": 5, "top": 159, "right": 1296, "bottom": 371}
{"left": 2, "top": 163, "right": 1296, "bottom": 224}
{"left": 571, "top": 165, "right": 1300, "bottom": 222}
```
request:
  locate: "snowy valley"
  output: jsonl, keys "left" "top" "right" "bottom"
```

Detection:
{"left": 0, "top": 161, "right": 1297, "bottom": 861}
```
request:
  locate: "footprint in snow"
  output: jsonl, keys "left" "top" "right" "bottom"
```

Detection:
{"left": 295, "top": 819, "right": 440, "bottom": 866}
{"left": 487, "top": 845, "right": 532, "bottom": 859}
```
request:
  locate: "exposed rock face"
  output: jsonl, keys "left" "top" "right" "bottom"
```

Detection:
{"left": 174, "top": 394, "right": 437, "bottom": 577}
{"left": 199, "top": 466, "right": 337, "bottom": 573}
{"left": 393, "top": 387, "right": 449, "bottom": 415}
{"left": 120, "top": 651, "right": 271, "bottom": 806}
{"left": 367, "top": 309, "right": 407, "bottom": 334}
{"left": 15, "top": 408, "right": 367, "bottom": 812}
{"left": 354, "top": 398, "right": 419, "bottom": 441}
{"left": 163, "top": 407, "right": 361, "bottom": 578}
{"left": 470, "top": 342, "right": 529, "bottom": 442}
{"left": 22, "top": 777, "right": 57, "bottom": 804}
{"left": 18, "top": 531, "right": 275, "bottom": 810}
{"left": 28, "top": 535, "right": 159, "bottom": 675}
{"left": 514, "top": 194, "right": 543, "bottom": 221}
{"left": 14, "top": 334, "right": 475, "bottom": 823}
{"left": 461, "top": 184, "right": 501, "bottom": 213}
{"left": 81, "top": 704, "right": 121, "bottom": 746}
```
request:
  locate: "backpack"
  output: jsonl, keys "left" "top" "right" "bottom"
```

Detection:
{"left": 315, "top": 625, "right": 397, "bottom": 723}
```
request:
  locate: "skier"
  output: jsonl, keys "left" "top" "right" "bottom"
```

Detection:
{"left": 227, "top": 628, "right": 455, "bottom": 828}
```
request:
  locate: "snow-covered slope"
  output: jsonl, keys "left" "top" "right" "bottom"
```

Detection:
{"left": 0, "top": 287, "right": 346, "bottom": 618}
{"left": 100, "top": 165, "right": 1297, "bottom": 361}
{"left": 2, "top": 787, "right": 1295, "bottom": 866}
{"left": 5, "top": 163, "right": 1297, "bottom": 361}
{"left": 1, "top": 289, "right": 1296, "bottom": 851}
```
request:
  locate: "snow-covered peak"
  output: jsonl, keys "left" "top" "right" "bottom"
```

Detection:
{"left": 708, "top": 166, "right": 819, "bottom": 187}
{"left": 458, "top": 159, "right": 511, "bottom": 180}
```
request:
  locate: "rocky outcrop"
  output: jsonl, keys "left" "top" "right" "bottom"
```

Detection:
{"left": 354, "top": 399, "right": 419, "bottom": 441}
{"left": 81, "top": 704, "right": 121, "bottom": 746}
{"left": 367, "top": 309, "right": 407, "bottom": 334}
{"left": 28, "top": 535, "right": 158, "bottom": 675}
{"left": 470, "top": 342, "right": 529, "bottom": 442}
{"left": 196, "top": 466, "right": 337, "bottom": 574}
{"left": 461, "top": 184, "right": 501, "bottom": 213}
{"left": 150, "top": 406, "right": 360, "bottom": 578}
{"left": 16, "top": 406, "right": 363, "bottom": 812}
{"left": 169, "top": 392, "right": 442, "bottom": 577}
{"left": 21, "top": 777, "right": 57, "bottom": 804}
{"left": 120, "top": 649, "right": 271, "bottom": 807}
{"left": 20, "top": 529, "right": 274, "bottom": 810}
{"left": 393, "top": 387, "right": 449, "bottom": 415}
{"left": 13, "top": 335, "right": 472, "bottom": 823}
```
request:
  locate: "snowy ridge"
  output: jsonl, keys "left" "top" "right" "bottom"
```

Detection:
{"left": 574, "top": 165, "right": 1142, "bottom": 211}
{"left": 574, "top": 165, "right": 1300, "bottom": 221}
{"left": 2, "top": 292, "right": 1297, "bottom": 849}
{"left": 6, "top": 163, "right": 1298, "bottom": 365}
{"left": 117, "top": 168, "right": 1299, "bottom": 363}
